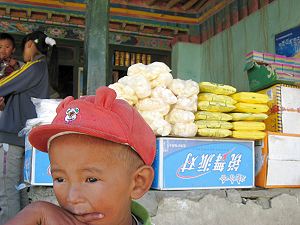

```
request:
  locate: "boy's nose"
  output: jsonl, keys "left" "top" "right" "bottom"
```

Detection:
{"left": 67, "top": 185, "right": 84, "bottom": 204}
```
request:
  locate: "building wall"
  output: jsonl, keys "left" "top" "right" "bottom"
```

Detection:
{"left": 172, "top": 0, "right": 300, "bottom": 91}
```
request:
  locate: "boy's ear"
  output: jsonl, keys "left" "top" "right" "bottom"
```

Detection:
{"left": 26, "top": 40, "right": 33, "bottom": 48}
{"left": 130, "top": 165, "right": 154, "bottom": 200}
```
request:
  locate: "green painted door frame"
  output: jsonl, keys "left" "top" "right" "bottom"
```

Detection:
{"left": 84, "top": 0, "right": 109, "bottom": 95}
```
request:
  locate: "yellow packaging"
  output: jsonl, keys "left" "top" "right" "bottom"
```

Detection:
{"left": 195, "top": 120, "right": 233, "bottom": 129}
{"left": 231, "top": 92, "right": 269, "bottom": 104}
{"left": 197, "top": 101, "right": 236, "bottom": 112}
{"left": 198, "top": 128, "right": 232, "bottom": 138}
{"left": 232, "top": 121, "right": 266, "bottom": 131}
{"left": 234, "top": 102, "right": 269, "bottom": 113}
{"left": 231, "top": 130, "right": 266, "bottom": 140}
{"left": 229, "top": 113, "right": 268, "bottom": 121}
{"left": 198, "top": 93, "right": 237, "bottom": 105}
{"left": 195, "top": 111, "right": 232, "bottom": 121}
{"left": 199, "top": 82, "right": 236, "bottom": 95}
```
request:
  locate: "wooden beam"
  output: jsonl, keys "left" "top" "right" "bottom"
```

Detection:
{"left": 65, "top": 14, "right": 70, "bottom": 21}
{"left": 195, "top": 0, "right": 208, "bottom": 11}
{"left": 182, "top": 0, "right": 199, "bottom": 11}
{"left": 139, "top": 24, "right": 145, "bottom": 31}
{"left": 166, "top": 0, "right": 181, "bottom": 9}
{"left": 27, "top": 9, "right": 32, "bottom": 17}
{"left": 147, "top": 0, "right": 158, "bottom": 6}
{"left": 121, "top": 22, "right": 126, "bottom": 29}
{"left": 47, "top": 12, "right": 52, "bottom": 19}
{"left": 5, "top": 7, "right": 10, "bottom": 15}
{"left": 197, "top": 0, "right": 235, "bottom": 24}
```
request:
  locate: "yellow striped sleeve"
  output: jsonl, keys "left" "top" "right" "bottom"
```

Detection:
{"left": 0, "top": 60, "right": 40, "bottom": 87}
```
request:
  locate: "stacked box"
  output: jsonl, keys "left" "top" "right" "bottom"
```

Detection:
{"left": 294, "top": 65, "right": 300, "bottom": 76}
{"left": 24, "top": 134, "right": 52, "bottom": 186}
{"left": 152, "top": 137, "right": 254, "bottom": 190}
{"left": 246, "top": 51, "right": 264, "bottom": 63}
{"left": 282, "top": 64, "right": 294, "bottom": 74}
{"left": 294, "top": 57, "right": 300, "bottom": 67}
{"left": 263, "top": 53, "right": 274, "bottom": 64}
{"left": 270, "top": 63, "right": 283, "bottom": 72}
{"left": 258, "top": 84, "right": 300, "bottom": 134}
{"left": 275, "top": 55, "right": 287, "bottom": 64}
{"left": 284, "top": 56, "right": 295, "bottom": 66}
{"left": 256, "top": 132, "right": 300, "bottom": 188}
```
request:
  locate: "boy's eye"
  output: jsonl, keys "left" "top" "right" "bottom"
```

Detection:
{"left": 86, "top": 177, "right": 98, "bottom": 183}
{"left": 54, "top": 177, "right": 65, "bottom": 183}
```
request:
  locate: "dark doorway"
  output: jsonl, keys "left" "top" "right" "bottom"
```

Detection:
{"left": 58, "top": 65, "right": 73, "bottom": 98}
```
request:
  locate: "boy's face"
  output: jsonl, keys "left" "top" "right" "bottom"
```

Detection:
{"left": 49, "top": 134, "right": 136, "bottom": 225}
{"left": 0, "top": 39, "right": 15, "bottom": 60}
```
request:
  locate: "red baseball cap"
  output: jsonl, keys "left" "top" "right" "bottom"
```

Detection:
{"left": 29, "top": 86, "right": 156, "bottom": 165}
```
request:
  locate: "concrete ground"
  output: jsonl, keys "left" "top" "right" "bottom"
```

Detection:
{"left": 26, "top": 187, "right": 300, "bottom": 225}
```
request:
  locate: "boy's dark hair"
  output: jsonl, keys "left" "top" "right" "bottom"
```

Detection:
{"left": 22, "top": 30, "right": 59, "bottom": 92}
{"left": 0, "top": 33, "right": 16, "bottom": 48}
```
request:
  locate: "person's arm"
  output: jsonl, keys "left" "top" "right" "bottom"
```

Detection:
{"left": 0, "top": 60, "right": 46, "bottom": 97}
{"left": 4, "top": 201, "right": 85, "bottom": 225}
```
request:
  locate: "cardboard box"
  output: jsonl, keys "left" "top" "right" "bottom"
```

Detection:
{"left": 259, "top": 84, "right": 300, "bottom": 134}
{"left": 24, "top": 135, "right": 53, "bottom": 186}
{"left": 151, "top": 137, "right": 254, "bottom": 190}
{"left": 245, "top": 61, "right": 300, "bottom": 91}
{"left": 256, "top": 132, "right": 300, "bottom": 188}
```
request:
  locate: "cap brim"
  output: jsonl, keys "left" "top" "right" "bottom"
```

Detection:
{"left": 29, "top": 123, "right": 128, "bottom": 152}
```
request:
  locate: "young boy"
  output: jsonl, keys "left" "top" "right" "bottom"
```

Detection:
{"left": 4, "top": 86, "right": 156, "bottom": 225}
{"left": 0, "top": 33, "right": 20, "bottom": 79}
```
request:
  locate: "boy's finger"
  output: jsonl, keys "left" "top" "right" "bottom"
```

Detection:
{"left": 74, "top": 212, "right": 104, "bottom": 223}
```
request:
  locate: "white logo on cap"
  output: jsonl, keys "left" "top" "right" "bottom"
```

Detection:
{"left": 65, "top": 108, "right": 79, "bottom": 123}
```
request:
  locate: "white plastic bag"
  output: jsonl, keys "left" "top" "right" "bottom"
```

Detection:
{"left": 108, "top": 82, "right": 138, "bottom": 106}
{"left": 168, "top": 79, "right": 199, "bottom": 97}
{"left": 136, "top": 98, "right": 170, "bottom": 116}
{"left": 31, "top": 98, "right": 61, "bottom": 119}
{"left": 118, "top": 75, "right": 151, "bottom": 99}
{"left": 127, "top": 63, "right": 158, "bottom": 81}
{"left": 139, "top": 110, "right": 171, "bottom": 136}
{"left": 171, "top": 122, "right": 197, "bottom": 137}
{"left": 165, "top": 109, "right": 195, "bottom": 124}
{"left": 151, "top": 87, "right": 177, "bottom": 105}
{"left": 174, "top": 94, "right": 197, "bottom": 112}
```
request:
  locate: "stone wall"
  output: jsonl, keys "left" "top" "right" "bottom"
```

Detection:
{"left": 26, "top": 187, "right": 300, "bottom": 225}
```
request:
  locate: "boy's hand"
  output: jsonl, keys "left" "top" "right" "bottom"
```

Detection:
{"left": 5, "top": 201, "right": 87, "bottom": 225}
{"left": 0, "top": 97, "right": 5, "bottom": 111}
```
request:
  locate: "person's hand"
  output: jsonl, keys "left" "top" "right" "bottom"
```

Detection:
{"left": 4, "top": 201, "right": 88, "bottom": 225}
{"left": 0, "top": 97, "right": 5, "bottom": 111}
